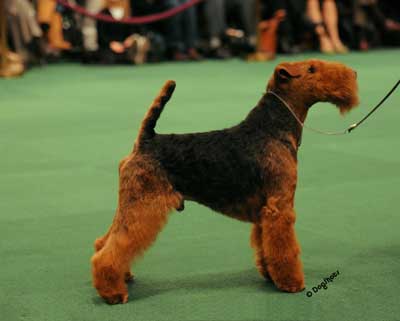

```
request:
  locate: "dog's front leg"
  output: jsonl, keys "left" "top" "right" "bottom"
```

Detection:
{"left": 260, "top": 195, "right": 305, "bottom": 293}
{"left": 250, "top": 224, "right": 270, "bottom": 280}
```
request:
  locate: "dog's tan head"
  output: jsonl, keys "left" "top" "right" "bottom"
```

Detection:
{"left": 267, "top": 59, "right": 359, "bottom": 114}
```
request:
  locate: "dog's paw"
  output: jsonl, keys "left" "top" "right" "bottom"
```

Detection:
{"left": 274, "top": 278, "right": 305, "bottom": 293}
{"left": 267, "top": 261, "right": 305, "bottom": 293}
{"left": 278, "top": 283, "right": 305, "bottom": 293}
{"left": 103, "top": 291, "right": 129, "bottom": 305}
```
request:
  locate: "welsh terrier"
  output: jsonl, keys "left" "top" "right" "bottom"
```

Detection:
{"left": 91, "top": 59, "right": 359, "bottom": 304}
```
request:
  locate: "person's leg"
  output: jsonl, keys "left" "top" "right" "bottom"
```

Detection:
{"left": 0, "top": 0, "right": 7, "bottom": 68}
{"left": 285, "top": 0, "right": 307, "bottom": 47}
{"left": 306, "top": 0, "right": 335, "bottom": 52}
{"left": 157, "top": 0, "right": 186, "bottom": 59}
{"left": 17, "top": 0, "right": 42, "bottom": 43}
{"left": 204, "top": 0, "right": 226, "bottom": 45}
{"left": 203, "top": 0, "right": 231, "bottom": 58}
{"left": 131, "top": 0, "right": 176, "bottom": 58}
{"left": 48, "top": 11, "right": 71, "bottom": 50}
{"left": 82, "top": 0, "right": 103, "bottom": 52}
{"left": 177, "top": 0, "right": 201, "bottom": 59}
{"left": 237, "top": 0, "right": 257, "bottom": 45}
{"left": 5, "top": 0, "right": 26, "bottom": 56}
{"left": 179, "top": 0, "right": 198, "bottom": 49}
{"left": 0, "top": 0, "right": 24, "bottom": 77}
{"left": 37, "top": 0, "right": 56, "bottom": 35}
{"left": 322, "top": 0, "right": 348, "bottom": 52}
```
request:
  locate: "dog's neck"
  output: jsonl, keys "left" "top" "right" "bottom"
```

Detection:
{"left": 241, "top": 93, "right": 308, "bottom": 148}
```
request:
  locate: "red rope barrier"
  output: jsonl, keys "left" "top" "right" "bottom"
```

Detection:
{"left": 56, "top": 0, "right": 204, "bottom": 24}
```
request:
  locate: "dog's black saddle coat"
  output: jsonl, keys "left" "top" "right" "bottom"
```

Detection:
{"left": 141, "top": 95, "right": 301, "bottom": 210}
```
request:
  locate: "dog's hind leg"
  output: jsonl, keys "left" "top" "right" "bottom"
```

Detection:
{"left": 94, "top": 157, "right": 131, "bottom": 253}
{"left": 94, "top": 215, "right": 134, "bottom": 283}
{"left": 91, "top": 157, "right": 182, "bottom": 304}
{"left": 94, "top": 214, "right": 117, "bottom": 252}
{"left": 91, "top": 195, "right": 179, "bottom": 304}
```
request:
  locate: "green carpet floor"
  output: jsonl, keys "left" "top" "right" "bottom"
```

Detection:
{"left": 1, "top": 50, "right": 399, "bottom": 321}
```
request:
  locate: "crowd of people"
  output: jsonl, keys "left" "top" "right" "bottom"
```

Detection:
{"left": 1, "top": 0, "right": 400, "bottom": 77}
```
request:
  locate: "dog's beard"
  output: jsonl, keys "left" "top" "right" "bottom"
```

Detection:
{"left": 332, "top": 82, "right": 359, "bottom": 115}
{"left": 337, "top": 94, "right": 359, "bottom": 114}
{"left": 340, "top": 78, "right": 359, "bottom": 114}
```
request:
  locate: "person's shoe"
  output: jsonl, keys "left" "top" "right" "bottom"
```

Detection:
{"left": 187, "top": 48, "right": 202, "bottom": 61}
{"left": 333, "top": 41, "right": 349, "bottom": 54}
{"left": 173, "top": 51, "right": 189, "bottom": 62}
{"left": 246, "top": 51, "right": 275, "bottom": 62}
{"left": 132, "top": 35, "right": 151, "bottom": 65}
{"left": 0, "top": 61, "right": 25, "bottom": 78}
{"left": 209, "top": 47, "right": 231, "bottom": 59}
{"left": 319, "top": 35, "right": 335, "bottom": 54}
{"left": 6, "top": 51, "right": 24, "bottom": 64}
{"left": 279, "top": 37, "right": 301, "bottom": 54}
{"left": 81, "top": 50, "right": 100, "bottom": 64}
{"left": 48, "top": 12, "right": 72, "bottom": 51}
{"left": 311, "top": 23, "right": 335, "bottom": 54}
{"left": 359, "top": 39, "right": 369, "bottom": 51}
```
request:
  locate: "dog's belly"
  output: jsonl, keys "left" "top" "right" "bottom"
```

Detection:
{"left": 186, "top": 193, "right": 265, "bottom": 223}
{"left": 166, "top": 160, "right": 263, "bottom": 212}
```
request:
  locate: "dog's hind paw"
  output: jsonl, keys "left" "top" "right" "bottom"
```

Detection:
{"left": 103, "top": 292, "right": 129, "bottom": 305}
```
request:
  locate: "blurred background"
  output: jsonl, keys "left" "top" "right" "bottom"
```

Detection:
{"left": 1, "top": 1, "right": 400, "bottom": 321}
{"left": 1, "top": 0, "right": 400, "bottom": 77}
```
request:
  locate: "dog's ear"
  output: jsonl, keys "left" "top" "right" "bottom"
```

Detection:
{"left": 275, "top": 64, "right": 302, "bottom": 82}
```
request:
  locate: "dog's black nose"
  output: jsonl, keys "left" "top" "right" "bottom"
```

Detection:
{"left": 354, "top": 70, "right": 357, "bottom": 78}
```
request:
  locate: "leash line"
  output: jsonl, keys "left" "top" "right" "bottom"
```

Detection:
{"left": 267, "top": 79, "right": 400, "bottom": 136}
{"left": 267, "top": 90, "right": 348, "bottom": 135}
{"left": 347, "top": 79, "right": 400, "bottom": 133}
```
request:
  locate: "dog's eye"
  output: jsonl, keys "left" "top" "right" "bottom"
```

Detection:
{"left": 308, "top": 65, "right": 316, "bottom": 74}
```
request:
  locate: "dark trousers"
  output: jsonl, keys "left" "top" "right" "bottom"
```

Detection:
{"left": 170, "top": 0, "right": 198, "bottom": 50}
{"left": 204, "top": 0, "right": 256, "bottom": 39}
{"left": 131, "top": 0, "right": 198, "bottom": 52}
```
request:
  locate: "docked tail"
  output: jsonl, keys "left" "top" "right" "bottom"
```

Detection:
{"left": 135, "top": 80, "right": 176, "bottom": 150}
